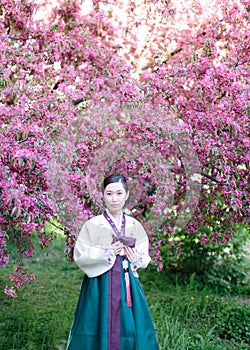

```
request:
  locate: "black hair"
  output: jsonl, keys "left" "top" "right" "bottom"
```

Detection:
{"left": 102, "top": 174, "right": 128, "bottom": 193}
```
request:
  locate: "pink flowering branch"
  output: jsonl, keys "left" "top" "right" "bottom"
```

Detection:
{"left": 0, "top": 0, "right": 249, "bottom": 296}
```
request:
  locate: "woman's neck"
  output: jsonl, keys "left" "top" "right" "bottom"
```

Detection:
{"left": 107, "top": 209, "right": 122, "bottom": 224}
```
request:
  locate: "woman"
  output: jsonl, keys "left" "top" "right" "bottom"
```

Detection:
{"left": 66, "top": 174, "right": 159, "bottom": 350}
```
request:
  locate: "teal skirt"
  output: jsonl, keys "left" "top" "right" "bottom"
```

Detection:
{"left": 66, "top": 257, "right": 158, "bottom": 350}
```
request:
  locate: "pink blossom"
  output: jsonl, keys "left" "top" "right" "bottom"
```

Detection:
{"left": 201, "top": 234, "right": 209, "bottom": 244}
{"left": 0, "top": 0, "right": 249, "bottom": 297}
{"left": 4, "top": 286, "right": 17, "bottom": 298}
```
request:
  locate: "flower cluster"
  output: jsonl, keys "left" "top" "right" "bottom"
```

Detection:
{"left": 0, "top": 0, "right": 249, "bottom": 296}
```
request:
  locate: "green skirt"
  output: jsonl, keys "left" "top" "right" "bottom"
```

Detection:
{"left": 66, "top": 257, "right": 158, "bottom": 350}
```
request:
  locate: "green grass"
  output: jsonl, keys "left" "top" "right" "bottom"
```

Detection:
{"left": 0, "top": 236, "right": 249, "bottom": 350}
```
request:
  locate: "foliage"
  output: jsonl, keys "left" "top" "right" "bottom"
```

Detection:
{"left": 216, "top": 304, "right": 250, "bottom": 344}
{"left": 0, "top": 0, "right": 249, "bottom": 296}
{"left": 141, "top": 271, "right": 250, "bottom": 349}
{"left": 0, "top": 235, "right": 82, "bottom": 349}
{"left": 161, "top": 223, "right": 250, "bottom": 294}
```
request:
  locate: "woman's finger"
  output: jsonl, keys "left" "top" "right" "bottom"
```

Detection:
{"left": 125, "top": 246, "right": 136, "bottom": 262}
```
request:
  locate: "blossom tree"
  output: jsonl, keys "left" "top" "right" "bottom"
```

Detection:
{"left": 0, "top": 0, "right": 249, "bottom": 296}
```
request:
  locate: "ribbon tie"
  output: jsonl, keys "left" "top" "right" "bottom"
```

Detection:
{"left": 112, "top": 235, "right": 136, "bottom": 248}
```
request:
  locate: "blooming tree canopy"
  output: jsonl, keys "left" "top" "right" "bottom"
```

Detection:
{"left": 0, "top": 0, "right": 249, "bottom": 297}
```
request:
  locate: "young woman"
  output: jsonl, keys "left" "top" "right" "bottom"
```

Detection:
{"left": 66, "top": 174, "right": 159, "bottom": 350}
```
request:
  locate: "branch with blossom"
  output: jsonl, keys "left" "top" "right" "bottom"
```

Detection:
{"left": 0, "top": 0, "right": 249, "bottom": 297}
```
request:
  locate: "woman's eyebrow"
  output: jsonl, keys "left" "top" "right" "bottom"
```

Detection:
{"left": 106, "top": 190, "right": 124, "bottom": 193}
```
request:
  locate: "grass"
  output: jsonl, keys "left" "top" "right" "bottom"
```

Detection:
{"left": 0, "top": 236, "right": 249, "bottom": 350}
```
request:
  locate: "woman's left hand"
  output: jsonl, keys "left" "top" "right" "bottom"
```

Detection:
{"left": 112, "top": 241, "right": 124, "bottom": 255}
{"left": 124, "top": 246, "right": 136, "bottom": 262}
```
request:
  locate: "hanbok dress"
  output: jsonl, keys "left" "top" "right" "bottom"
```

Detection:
{"left": 66, "top": 211, "right": 159, "bottom": 350}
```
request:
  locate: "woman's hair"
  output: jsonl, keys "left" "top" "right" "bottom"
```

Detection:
{"left": 102, "top": 174, "right": 128, "bottom": 193}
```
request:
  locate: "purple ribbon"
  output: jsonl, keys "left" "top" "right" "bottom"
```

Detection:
{"left": 112, "top": 235, "right": 136, "bottom": 248}
{"left": 103, "top": 211, "right": 136, "bottom": 248}
{"left": 103, "top": 210, "right": 125, "bottom": 237}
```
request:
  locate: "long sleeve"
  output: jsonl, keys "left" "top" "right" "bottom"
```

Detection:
{"left": 130, "top": 222, "right": 151, "bottom": 277}
{"left": 74, "top": 218, "right": 116, "bottom": 277}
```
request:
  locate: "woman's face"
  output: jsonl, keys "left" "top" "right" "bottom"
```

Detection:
{"left": 103, "top": 182, "right": 129, "bottom": 215}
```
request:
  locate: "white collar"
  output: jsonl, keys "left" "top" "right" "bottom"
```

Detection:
{"left": 105, "top": 209, "right": 123, "bottom": 230}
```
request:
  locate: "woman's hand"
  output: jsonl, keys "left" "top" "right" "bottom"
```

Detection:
{"left": 124, "top": 246, "right": 136, "bottom": 262}
{"left": 112, "top": 241, "right": 124, "bottom": 255}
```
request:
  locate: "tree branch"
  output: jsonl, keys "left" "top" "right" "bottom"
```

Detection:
{"left": 72, "top": 98, "right": 84, "bottom": 106}
{"left": 201, "top": 172, "right": 225, "bottom": 184}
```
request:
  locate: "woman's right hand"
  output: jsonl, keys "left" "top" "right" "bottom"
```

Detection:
{"left": 112, "top": 241, "right": 124, "bottom": 255}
